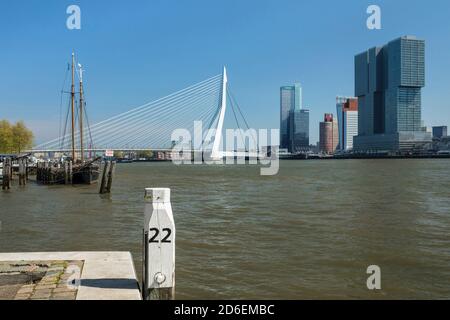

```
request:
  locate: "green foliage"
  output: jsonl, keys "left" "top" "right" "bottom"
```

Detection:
{"left": 137, "top": 150, "right": 153, "bottom": 158}
{"left": 113, "top": 150, "right": 124, "bottom": 158}
{"left": 0, "top": 120, "right": 34, "bottom": 154}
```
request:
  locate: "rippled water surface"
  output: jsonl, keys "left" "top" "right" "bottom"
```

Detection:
{"left": 1, "top": 160, "right": 449, "bottom": 299}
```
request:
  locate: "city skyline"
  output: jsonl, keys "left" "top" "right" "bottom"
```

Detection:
{"left": 1, "top": 1, "right": 450, "bottom": 145}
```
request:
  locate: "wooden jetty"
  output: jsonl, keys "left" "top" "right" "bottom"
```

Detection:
{"left": 36, "top": 157, "right": 100, "bottom": 185}
{"left": 1, "top": 156, "right": 30, "bottom": 190}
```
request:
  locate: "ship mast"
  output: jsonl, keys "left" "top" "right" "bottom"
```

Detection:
{"left": 79, "top": 63, "right": 84, "bottom": 162}
{"left": 70, "top": 52, "right": 76, "bottom": 162}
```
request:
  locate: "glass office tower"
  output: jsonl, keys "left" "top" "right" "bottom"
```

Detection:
{"left": 353, "top": 36, "right": 431, "bottom": 152}
{"left": 280, "top": 83, "right": 307, "bottom": 152}
{"left": 289, "top": 109, "right": 310, "bottom": 152}
{"left": 280, "top": 86, "right": 295, "bottom": 150}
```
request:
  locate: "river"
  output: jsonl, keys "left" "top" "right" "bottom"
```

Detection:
{"left": 0, "top": 159, "right": 449, "bottom": 299}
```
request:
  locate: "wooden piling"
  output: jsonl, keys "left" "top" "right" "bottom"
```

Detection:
{"left": 17, "top": 159, "right": 21, "bottom": 186}
{"left": 43, "top": 162, "right": 45, "bottom": 183}
{"left": 36, "top": 162, "right": 40, "bottom": 183}
{"left": 18, "top": 159, "right": 25, "bottom": 186}
{"left": 99, "top": 161, "right": 111, "bottom": 194}
{"left": 25, "top": 159, "right": 28, "bottom": 181}
{"left": 38, "top": 162, "right": 43, "bottom": 183}
{"left": 2, "top": 158, "right": 11, "bottom": 190}
{"left": 10, "top": 158, "right": 13, "bottom": 181}
{"left": 69, "top": 161, "right": 73, "bottom": 184}
{"left": 105, "top": 161, "right": 116, "bottom": 193}
{"left": 7, "top": 158, "right": 12, "bottom": 189}
{"left": 64, "top": 161, "right": 69, "bottom": 184}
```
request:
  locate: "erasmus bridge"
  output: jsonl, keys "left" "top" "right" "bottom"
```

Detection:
{"left": 32, "top": 67, "right": 258, "bottom": 160}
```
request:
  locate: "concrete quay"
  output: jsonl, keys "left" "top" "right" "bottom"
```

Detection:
{"left": 0, "top": 252, "right": 141, "bottom": 300}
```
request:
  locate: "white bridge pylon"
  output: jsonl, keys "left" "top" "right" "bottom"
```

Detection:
{"left": 33, "top": 67, "right": 235, "bottom": 158}
{"left": 210, "top": 66, "right": 227, "bottom": 160}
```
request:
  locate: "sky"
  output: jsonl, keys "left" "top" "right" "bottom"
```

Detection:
{"left": 1, "top": 0, "right": 450, "bottom": 145}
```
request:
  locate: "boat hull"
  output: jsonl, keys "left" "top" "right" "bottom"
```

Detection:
{"left": 72, "top": 164, "right": 100, "bottom": 184}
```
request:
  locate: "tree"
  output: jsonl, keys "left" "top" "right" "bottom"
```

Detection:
{"left": 0, "top": 120, "right": 13, "bottom": 153}
{"left": 12, "top": 121, "right": 34, "bottom": 153}
{"left": 0, "top": 120, "right": 34, "bottom": 154}
{"left": 137, "top": 150, "right": 153, "bottom": 158}
{"left": 114, "top": 150, "right": 124, "bottom": 158}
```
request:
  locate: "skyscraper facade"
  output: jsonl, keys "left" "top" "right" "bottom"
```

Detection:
{"left": 433, "top": 126, "right": 448, "bottom": 139}
{"left": 280, "top": 86, "right": 296, "bottom": 150}
{"left": 319, "top": 113, "right": 338, "bottom": 154}
{"left": 289, "top": 109, "right": 310, "bottom": 152}
{"left": 280, "top": 83, "right": 309, "bottom": 152}
{"left": 353, "top": 36, "right": 431, "bottom": 152}
{"left": 336, "top": 97, "right": 358, "bottom": 151}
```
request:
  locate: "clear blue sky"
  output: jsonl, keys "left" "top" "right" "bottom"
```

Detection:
{"left": 1, "top": 0, "right": 450, "bottom": 144}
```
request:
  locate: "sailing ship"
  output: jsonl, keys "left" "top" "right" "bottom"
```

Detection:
{"left": 36, "top": 53, "right": 100, "bottom": 185}
{"left": 68, "top": 53, "right": 100, "bottom": 184}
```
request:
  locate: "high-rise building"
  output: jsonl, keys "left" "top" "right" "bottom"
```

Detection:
{"left": 353, "top": 36, "right": 431, "bottom": 152}
{"left": 336, "top": 97, "right": 358, "bottom": 151}
{"left": 280, "top": 83, "right": 308, "bottom": 152}
{"left": 319, "top": 113, "right": 338, "bottom": 154}
{"left": 280, "top": 86, "right": 296, "bottom": 150}
{"left": 433, "top": 126, "right": 448, "bottom": 139}
{"left": 289, "top": 109, "right": 310, "bottom": 152}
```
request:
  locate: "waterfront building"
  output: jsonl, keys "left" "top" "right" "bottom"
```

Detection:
{"left": 336, "top": 97, "right": 358, "bottom": 151}
{"left": 353, "top": 36, "right": 431, "bottom": 152}
{"left": 319, "top": 113, "right": 338, "bottom": 154}
{"left": 433, "top": 126, "right": 448, "bottom": 139}
{"left": 280, "top": 83, "right": 309, "bottom": 152}
{"left": 289, "top": 109, "right": 310, "bottom": 152}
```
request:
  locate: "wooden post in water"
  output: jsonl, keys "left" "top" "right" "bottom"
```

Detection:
{"left": 2, "top": 158, "right": 10, "bottom": 190}
{"left": 5, "top": 158, "right": 11, "bottom": 190}
{"left": 9, "top": 158, "right": 13, "bottom": 181}
{"left": 64, "top": 161, "right": 69, "bottom": 184}
{"left": 17, "top": 159, "right": 21, "bottom": 186}
{"left": 69, "top": 161, "right": 73, "bottom": 184}
{"left": 9, "top": 159, "right": 12, "bottom": 181}
{"left": 38, "top": 162, "right": 43, "bottom": 183}
{"left": 18, "top": 159, "right": 25, "bottom": 186}
{"left": 3, "top": 159, "right": 7, "bottom": 189}
{"left": 36, "top": 162, "right": 40, "bottom": 183}
{"left": 22, "top": 159, "right": 25, "bottom": 185}
{"left": 99, "top": 161, "right": 111, "bottom": 194}
{"left": 22, "top": 158, "right": 27, "bottom": 186}
{"left": 8, "top": 158, "right": 12, "bottom": 188}
{"left": 105, "top": 161, "right": 116, "bottom": 193}
{"left": 25, "top": 159, "right": 28, "bottom": 181}
{"left": 143, "top": 188, "right": 176, "bottom": 300}
{"left": 44, "top": 161, "right": 49, "bottom": 185}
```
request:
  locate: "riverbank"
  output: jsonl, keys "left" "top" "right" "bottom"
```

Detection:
{"left": 281, "top": 153, "right": 450, "bottom": 160}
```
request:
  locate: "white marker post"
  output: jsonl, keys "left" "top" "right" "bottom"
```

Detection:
{"left": 143, "top": 188, "right": 176, "bottom": 300}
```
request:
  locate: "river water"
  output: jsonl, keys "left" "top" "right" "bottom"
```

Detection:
{"left": 0, "top": 160, "right": 449, "bottom": 299}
